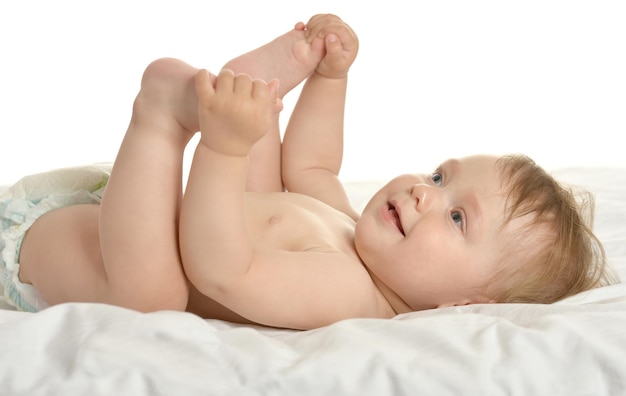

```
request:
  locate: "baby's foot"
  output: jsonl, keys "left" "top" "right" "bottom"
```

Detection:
{"left": 134, "top": 57, "right": 206, "bottom": 134}
{"left": 222, "top": 23, "right": 325, "bottom": 98}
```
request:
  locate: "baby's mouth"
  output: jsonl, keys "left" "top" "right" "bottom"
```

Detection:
{"left": 388, "top": 204, "right": 405, "bottom": 236}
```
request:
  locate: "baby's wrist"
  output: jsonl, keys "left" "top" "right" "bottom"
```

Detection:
{"left": 198, "top": 136, "right": 251, "bottom": 158}
{"left": 312, "top": 69, "right": 349, "bottom": 80}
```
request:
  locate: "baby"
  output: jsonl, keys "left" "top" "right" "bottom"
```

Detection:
{"left": 2, "top": 14, "right": 614, "bottom": 330}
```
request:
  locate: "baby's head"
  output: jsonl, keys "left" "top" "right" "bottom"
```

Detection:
{"left": 355, "top": 154, "right": 614, "bottom": 312}
{"left": 481, "top": 154, "right": 615, "bottom": 304}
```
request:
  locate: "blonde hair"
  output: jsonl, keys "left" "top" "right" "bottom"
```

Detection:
{"left": 484, "top": 154, "right": 616, "bottom": 304}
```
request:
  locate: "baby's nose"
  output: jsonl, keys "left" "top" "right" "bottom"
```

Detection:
{"left": 410, "top": 183, "right": 435, "bottom": 211}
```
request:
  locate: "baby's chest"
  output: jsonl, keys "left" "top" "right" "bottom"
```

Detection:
{"left": 246, "top": 193, "right": 356, "bottom": 253}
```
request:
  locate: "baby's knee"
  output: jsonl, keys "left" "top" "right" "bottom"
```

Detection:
{"left": 140, "top": 57, "right": 197, "bottom": 93}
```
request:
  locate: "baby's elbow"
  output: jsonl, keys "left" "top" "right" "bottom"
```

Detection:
{"left": 182, "top": 262, "right": 243, "bottom": 302}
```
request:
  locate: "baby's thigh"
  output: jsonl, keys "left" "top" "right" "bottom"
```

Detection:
{"left": 19, "top": 204, "right": 107, "bottom": 305}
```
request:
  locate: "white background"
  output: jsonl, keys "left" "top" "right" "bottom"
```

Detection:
{"left": 1, "top": 1, "right": 624, "bottom": 184}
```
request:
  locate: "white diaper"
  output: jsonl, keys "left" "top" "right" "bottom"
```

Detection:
{"left": 0, "top": 163, "right": 112, "bottom": 311}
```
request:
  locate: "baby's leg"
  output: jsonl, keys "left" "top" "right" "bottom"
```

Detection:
{"left": 221, "top": 22, "right": 325, "bottom": 192}
{"left": 97, "top": 58, "right": 204, "bottom": 310}
{"left": 21, "top": 58, "right": 204, "bottom": 311}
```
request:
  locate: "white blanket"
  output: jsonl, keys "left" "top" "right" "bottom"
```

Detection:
{"left": 1, "top": 167, "right": 625, "bottom": 395}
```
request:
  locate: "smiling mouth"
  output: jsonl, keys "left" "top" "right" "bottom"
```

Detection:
{"left": 388, "top": 204, "right": 405, "bottom": 236}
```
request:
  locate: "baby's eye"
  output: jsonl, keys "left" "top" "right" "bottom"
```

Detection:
{"left": 431, "top": 172, "right": 443, "bottom": 186}
{"left": 451, "top": 210, "right": 465, "bottom": 230}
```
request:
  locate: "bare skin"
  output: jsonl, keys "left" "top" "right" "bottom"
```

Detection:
{"left": 222, "top": 21, "right": 326, "bottom": 193}
{"left": 178, "top": 15, "right": 397, "bottom": 330}
{"left": 18, "top": 15, "right": 383, "bottom": 328}
{"left": 18, "top": 15, "right": 514, "bottom": 330}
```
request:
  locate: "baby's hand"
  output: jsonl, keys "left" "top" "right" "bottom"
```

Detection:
{"left": 305, "top": 14, "right": 359, "bottom": 79}
{"left": 195, "top": 69, "right": 281, "bottom": 156}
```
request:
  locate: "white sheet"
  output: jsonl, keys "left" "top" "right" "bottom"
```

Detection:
{"left": 1, "top": 167, "right": 625, "bottom": 395}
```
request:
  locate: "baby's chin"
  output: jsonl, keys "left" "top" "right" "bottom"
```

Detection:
{"left": 351, "top": 225, "right": 368, "bottom": 260}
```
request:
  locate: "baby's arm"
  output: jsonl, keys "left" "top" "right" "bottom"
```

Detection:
{"left": 180, "top": 69, "right": 278, "bottom": 291}
{"left": 281, "top": 14, "right": 360, "bottom": 220}
{"left": 179, "top": 69, "right": 384, "bottom": 329}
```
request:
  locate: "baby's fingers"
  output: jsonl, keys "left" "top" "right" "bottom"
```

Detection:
{"left": 324, "top": 34, "right": 343, "bottom": 58}
{"left": 304, "top": 14, "right": 341, "bottom": 42}
{"left": 251, "top": 78, "right": 269, "bottom": 101}
{"left": 306, "top": 14, "right": 356, "bottom": 46}
{"left": 266, "top": 79, "right": 283, "bottom": 113}
{"left": 195, "top": 69, "right": 217, "bottom": 103}
{"left": 251, "top": 78, "right": 282, "bottom": 115}
{"left": 216, "top": 69, "right": 236, "bottom": 92}
{"left": 233, "top": 72, "right": 253, "bottom": 94}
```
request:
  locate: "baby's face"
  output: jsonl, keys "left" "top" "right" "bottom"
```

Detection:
{"left": 355, "top": 154, "right": 512, "bottom": 311}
